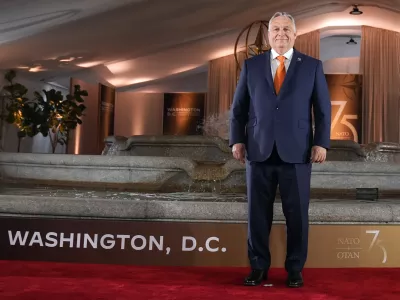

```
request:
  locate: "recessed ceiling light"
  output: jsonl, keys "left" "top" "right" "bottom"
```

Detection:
{"left": 59, "top": 57, "right": 76, "bottom": 62}
{"left": 28, "top": 65, "right": 46, "bottom": 72}
{"left": 76, "top": 61, "right": 104, "bottom": 68}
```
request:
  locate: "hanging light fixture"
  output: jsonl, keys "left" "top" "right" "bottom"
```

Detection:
{"left": 350, "top": 5, "right": 363, "bottom": 15}
{"left": 346, "top": 37, "right": 357, "bottom": 45}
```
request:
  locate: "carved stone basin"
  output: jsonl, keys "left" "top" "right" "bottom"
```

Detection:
{"left": 102, "top": 135, "right": 400, "bottom": 163}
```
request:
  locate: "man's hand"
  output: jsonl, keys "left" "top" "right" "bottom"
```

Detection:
{"left": 232, "top": 143, "right": 245, "bottom": 164}
{"left": 311, "top": 146, "right": 327, "bottom": 163}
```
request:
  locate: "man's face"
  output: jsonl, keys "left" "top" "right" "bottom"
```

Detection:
{"left": 268, "top": 16, "right": 296, "bottom": 54}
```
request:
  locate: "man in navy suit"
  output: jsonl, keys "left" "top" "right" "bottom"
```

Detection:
{"left": 229, "top": 12, "right": 331, "bottom": 288}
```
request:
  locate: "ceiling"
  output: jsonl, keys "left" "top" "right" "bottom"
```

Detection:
{"left": 0, "top": 0, "right": 399, "bottom": 91}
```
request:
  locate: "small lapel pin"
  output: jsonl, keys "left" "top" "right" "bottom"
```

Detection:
{"left": 297, "top": 57, "right": 302, "bottom": 62}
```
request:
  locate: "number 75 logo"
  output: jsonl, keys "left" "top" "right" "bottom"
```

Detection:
{"left": 331, "top": 101, "right": 359, "bottom": 143}
{"left": 366, "top": 230, "right": 387, "bottom": 264}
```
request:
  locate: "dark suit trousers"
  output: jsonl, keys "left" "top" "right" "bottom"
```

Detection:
{"left": 246, "top": 145, "right": 312, "bottom": 272}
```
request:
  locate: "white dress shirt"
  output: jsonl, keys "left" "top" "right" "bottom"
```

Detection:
{"left": 270, "top": 48, "right": 293, "bottom": 79}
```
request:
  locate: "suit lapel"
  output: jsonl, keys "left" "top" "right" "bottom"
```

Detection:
{"left": 279, "top": 49, "right": 302, "bottom": 95}
{"left": 263, "top": 50, "right": 274, "bottom": 91}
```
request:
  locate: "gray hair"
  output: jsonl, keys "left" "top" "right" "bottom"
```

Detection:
{"left": 268, "top": 12, "right": 296, "bottom": 33}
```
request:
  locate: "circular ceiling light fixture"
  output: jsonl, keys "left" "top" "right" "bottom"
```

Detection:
{"left": 350, "top": 5, "right": 363, "bottom": 15}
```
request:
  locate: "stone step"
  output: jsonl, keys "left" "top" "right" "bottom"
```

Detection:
{"left": 0, "top": 186, "right": 398, "bottom": 223}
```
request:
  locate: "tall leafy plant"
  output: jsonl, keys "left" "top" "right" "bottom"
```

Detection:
{"left": 1, "top": 70, "right": 41, "bottom": 152}
{"left": 34, "top": 85, "right": 87, "bottom": 153}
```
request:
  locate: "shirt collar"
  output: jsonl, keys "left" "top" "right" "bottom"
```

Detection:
{"left": 271, "top": 48, "right": 294, "bottom": 60}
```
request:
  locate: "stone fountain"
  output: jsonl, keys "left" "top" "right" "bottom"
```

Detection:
{"left": 0, "top": 112, "right": 399, "bottom": 227}
{"left": 96, "top": 112, "right": 400, "bottom": 197}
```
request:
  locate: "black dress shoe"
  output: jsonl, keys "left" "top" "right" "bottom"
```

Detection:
{"left": 244, "top": 269, "right": 268, "bottom": 286}
{"left": 286, "top": 272, "right": 304, "bottom": 288}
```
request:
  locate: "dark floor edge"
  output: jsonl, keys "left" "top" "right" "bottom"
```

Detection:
{"left": 0, "top": 213, "right": 398, "bottom": 225}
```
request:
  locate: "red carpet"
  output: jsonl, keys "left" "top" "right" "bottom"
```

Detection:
{"left": 0, "top": 261, "right": 399, "bottom": 299}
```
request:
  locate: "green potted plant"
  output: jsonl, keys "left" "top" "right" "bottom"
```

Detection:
{"left": 34, "top": 85, "right": 87, "bottom": 153}
{"left": 1, "top": 70, "right": 41, "bottom": 152}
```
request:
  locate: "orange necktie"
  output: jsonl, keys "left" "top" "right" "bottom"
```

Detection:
{"left": 274, "top": 55, "right": 286, "bottom": 94}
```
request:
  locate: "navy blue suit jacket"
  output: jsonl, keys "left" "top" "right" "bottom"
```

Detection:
{"left": 229, "top": 49, "right": 331, "bottom": 163}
